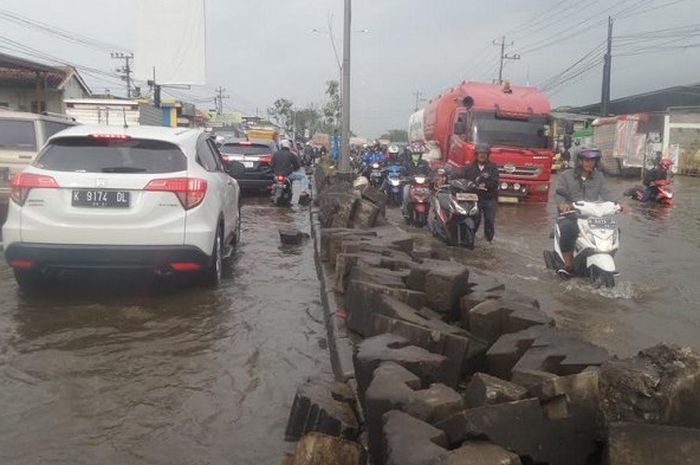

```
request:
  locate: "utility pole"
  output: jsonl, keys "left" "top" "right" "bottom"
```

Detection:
{"left": 110, "top": 52, "right": 134, "bottom": 98}
{"left": 413, "top": 91, "right": 424, "bottom": 111}
{"left": 493, "top": 36, "right": 520, "bottom": 84}
{"left": 601, "top": 16, "right": 613, "bottom": 116}
{"left": 214, "top": 86, "right": 230, "bottom": 115}
{"left": 339, "top": 0, "right": 352, "bottom": 173}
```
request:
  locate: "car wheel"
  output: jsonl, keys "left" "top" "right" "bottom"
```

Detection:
{"left": 202, "top": 227, "right": 223, "bottom": 287}
{"left": 14, "top": 269, "right": 45, "bottom": 291}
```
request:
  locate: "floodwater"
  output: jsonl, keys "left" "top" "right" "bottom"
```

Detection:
{"left": 0, "top": 197, "right": 330, "bottom": 465}
{"left": 401, "top": 174, "right": 700, "bottom": 357}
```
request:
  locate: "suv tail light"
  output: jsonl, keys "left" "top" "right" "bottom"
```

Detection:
{"left": 144, "top": 177, "right": 208, "bottom": 210}
{"left": 10, "top": 173, "right": 59, "bottom": 206}
{"left": 259, "top": 155, "right": 272, "bottom": 164}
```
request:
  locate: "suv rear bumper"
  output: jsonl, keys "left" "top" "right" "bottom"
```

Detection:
{"left": 4, "top": 243, "right": 212, "bottom": 273}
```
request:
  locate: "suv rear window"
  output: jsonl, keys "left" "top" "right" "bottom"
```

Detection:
{"left": 0, "top": 120, "right": 36, "bottom": 151}
{"left": 220, "top": 143, "right": 272, "bottom": 156}
{"left": 34, "top": 137, "right": 187, "bottom": 173}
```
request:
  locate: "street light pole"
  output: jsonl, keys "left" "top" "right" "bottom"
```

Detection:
{"left": 339, "top": 0, "right": 352, "bottom": 174}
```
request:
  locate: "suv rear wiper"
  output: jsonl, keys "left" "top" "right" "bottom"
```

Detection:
{"left": 101, "top": 167, "right": 147, "bottom": 173}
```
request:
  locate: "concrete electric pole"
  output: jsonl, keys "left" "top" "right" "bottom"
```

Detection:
{"left": 493, "top": 36, "right": 520, "bottom": 84}
{"left": 215, "top": 86, "right": 230, "bottom": 116}
{"left": 339, "top": 0, "right": 352, "bottom": 174}
{"left": 413, "top": 91, "right": 424, "bottom": 111}
{"left": 110, "top": 52, "right": 134, "bottom": 98}
{"left": 601, "top": 17, "right": 613, "bottom": 116}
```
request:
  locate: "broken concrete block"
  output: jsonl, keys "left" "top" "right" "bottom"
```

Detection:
{"left": 510, "top": 330, "right": 608, "bottom": 388}
{"left": 425, "top": 265, "right": 470, "bottom": 317}
{"left": 463, "top": 373, "right": 527, "bottom": 408}
{"left": 284, "top": 432, "right": 366, "bottom": 465}
{"left": 486, "top": 325, "right": 608, "bottom": 384}
{"left": 383, "top": 410, "right": 448, "bottom": 465}
{"left": 461, "top": 288, "right": 539, "bottom": 316}
{"left": 528, "top": 369, "right": 601, "bottom": 421}
{"left": 317, "top": 193, "right": 358, "bottom": 228}
{"left": 436, "top": 398, "right": 599, "bottom": 465}
{"left": 371, "top": 313, "right": 487, "bottom": 385}
{"left": 604, "top": 423, "right": 700, "bottom": 465}
{"left": 354, "top": 334, "right": 449, "bottom": 404}
{"left": 285, "top": 376, "right": 360, "bottom": 441}
{"left": 465, "top": 298, "right": 554, "bottom": 344}
{"left": 373, "top": 225, "right": 414, "bottom": 253}
{"left": 354, "top": 199, "right": 381, "bottom": 229}
{"left": 599, "top": 344, "right": 700, "bottom": 427}
{"left": 279, "top": 227, "right": 308, "bottom": 245}
{"left": 365, "top": 362, "right": 463, "bottom": 465}
{"left": 361, "top": 185, "right": 387, "bottom": 212}
{"left": 467, "top": 273, "right": 505, "bottom": 294}
{"left": 347, "top": 266, "right": 408, "bottom": 291}
{"left": 431, "top": 442, "right": 522, "bottom": 465}
{"left": 320, "top": 229, "right": 376, "bottom": 263}
{"left": 335, "top": 253, "right": 387, "bottom": 293}
{"left": 345, "top": 280, "right": 426, "bottom": 335}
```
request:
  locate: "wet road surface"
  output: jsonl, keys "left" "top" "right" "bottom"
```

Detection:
{"left": 395, "top": 174, "right": 700, "bottom": 357}
{"left": 0, "top": 197, "right": 330, "bottom": 465}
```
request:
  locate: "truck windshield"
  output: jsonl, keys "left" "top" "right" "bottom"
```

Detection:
{"left": 473, "top": 113, "right": 549, "bottom": 149}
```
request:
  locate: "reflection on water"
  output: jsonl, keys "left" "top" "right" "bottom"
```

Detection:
{"left": 0, "top": 197, "right": 330, "bottom": 465}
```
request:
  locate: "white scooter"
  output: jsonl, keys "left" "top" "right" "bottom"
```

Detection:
{"left": 544, "top": 200, "right": 622, "bottom": 288}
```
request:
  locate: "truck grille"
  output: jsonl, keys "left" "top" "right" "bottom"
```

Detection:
{"left": 498, "top": 165, "right": 541, "bottom": 178}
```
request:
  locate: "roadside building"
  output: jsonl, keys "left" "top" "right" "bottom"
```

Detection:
{"left": 0, "top": 52, "right": 91, "bottom": 114}
{"left": 570, "top": 84, "right": 700, "bottom": 175}
{"left": 65, "top": 98, "right": 162, "bottom": 127}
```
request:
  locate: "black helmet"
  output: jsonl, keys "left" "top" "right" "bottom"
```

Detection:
{"left": 475, "top": 142, "right": 491, "bottom": 155}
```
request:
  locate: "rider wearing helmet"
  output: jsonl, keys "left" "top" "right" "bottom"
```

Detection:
{"left": 554, "top": 147, "right": 615, "bottom": 275}
{"left": 455, "top": 143, "right": 500, "bottom": 242}
{"left": 387, "top": 145, "right": 400, "bottom": 164}
{"left": 642, "top": 156, "right": 672, "bottom": 202}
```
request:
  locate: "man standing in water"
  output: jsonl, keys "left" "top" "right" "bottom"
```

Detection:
{"left": 456, "top": 143, "right": 500, "bottom": 242}
{"left": 554, "top": 148, "right": 615, "bottom": 276}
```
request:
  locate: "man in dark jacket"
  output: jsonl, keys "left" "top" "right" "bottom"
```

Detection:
{"left": 456, "top": 143, "right": 500, "bottom": 242}
{"left": 271, "top": 140, "right": 300, "bottom": 175}
{"left": 554, "top": 147, "right": 615, "bottom": 275}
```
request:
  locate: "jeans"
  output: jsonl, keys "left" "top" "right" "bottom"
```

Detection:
{"left": 287, "top": 168, "right": 309, "bottom": 195}
{"left": 474, "top": 199, "right": 497, "bottom": 242}
{"left": 641, "top": 185, "right": 655, "bottom": 202}
{"left": 557, "top": 215, "right": 579, "bottom": 253}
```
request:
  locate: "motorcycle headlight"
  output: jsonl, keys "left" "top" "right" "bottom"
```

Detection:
{"left": 372, "top": 163, "right": 380, "bottom": 169}
{"left": 414, "top": 176, "right": 426, "bottom": 184}
{"left": 500, "top": 182, "right": 509, "bottom": 190}
{"left": 390, "top": 179, "right": 401, "bottom": 186}
{"left": 453, "top": 200, "right": 467, "bottom": 215}
{"left": 469, "top": 205, "right": 479, "bottom": 216}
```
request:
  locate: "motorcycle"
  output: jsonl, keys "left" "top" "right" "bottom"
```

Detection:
{"left": 404, "top": 174, "right": 432, "bottom": 227}
{"left": 543, "top": 198, "right": 622, "bottom": 288}
{"left": 428, "top": 179, "right": 480, "bottom": 249}
{"left": 271, "top": 174, "right": 293, "bottom": 207}
{"left": 382, "top": 165, "right": 404, "bottom": 206}
{"left": 624, "top": 179, "right": 673, "bottom": 205}
{"left": 368, "top": 162, "right": 384, "bottom": 189}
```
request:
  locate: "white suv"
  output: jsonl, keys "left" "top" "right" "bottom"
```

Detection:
{"left": 2, "top": 125, "right": 241, "bottom": 289}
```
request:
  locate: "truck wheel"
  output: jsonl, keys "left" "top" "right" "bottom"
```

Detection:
{"left": 202, "top": 228, "right": 223, "bottom": 287}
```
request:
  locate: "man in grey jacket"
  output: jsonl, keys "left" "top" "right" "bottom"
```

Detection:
{"left": 554, "top": 148, "right": 615, "bottom": 276}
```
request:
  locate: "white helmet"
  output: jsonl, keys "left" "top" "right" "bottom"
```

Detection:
{"left": 280, "top": 139, "right": 291, "bottom": 149}
{"left": 215, "top": 136, "right": 225, "bottom": 145}
{"left": 388, "top": 145, "right": 399, "bottom": 154}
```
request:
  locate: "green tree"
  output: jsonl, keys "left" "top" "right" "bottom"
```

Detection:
{"left": 380, "top": 129, "right": 409, "bottom": 142}
{"left": 323, "top": 80, "right": 341, "bottom": 132}
{"left": 267, "top": 98, "right": 294, "bottom": 131}
{"left": 293, "top": 104, "right": 322, "bottom": 136}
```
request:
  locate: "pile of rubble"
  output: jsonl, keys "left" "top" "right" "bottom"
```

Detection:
{"left": 284, "top": 170, "right": 700, "bottom": 465}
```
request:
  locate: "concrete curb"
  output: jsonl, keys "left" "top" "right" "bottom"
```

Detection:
{"left": 311, "top": 206, "right": 355, "bottom": 383}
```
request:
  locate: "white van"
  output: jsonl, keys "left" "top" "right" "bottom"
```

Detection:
{"left": 0, "top": 111, "right": 78, "bottom": 205}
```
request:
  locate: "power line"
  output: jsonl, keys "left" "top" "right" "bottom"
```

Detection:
{"left": 110, "top": 52, "right": 134, "bottom": 98}
{"left": 493, "top": 36, "right": 520, "bottom": 84}
{"left": 214, "top": 86, "right": 230, "bottom": 115}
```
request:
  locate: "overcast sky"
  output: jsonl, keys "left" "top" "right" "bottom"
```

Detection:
{"left": 2, "top": 0, "right": 700, "bottom": 137}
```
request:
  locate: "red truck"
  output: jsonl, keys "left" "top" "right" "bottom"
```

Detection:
{"left": 411, "top": 81, "right": 554, "bottom": 203}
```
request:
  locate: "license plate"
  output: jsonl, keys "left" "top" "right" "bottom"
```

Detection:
{"left": 589, "top": 217, "right": 616, "bottom": 229}
{"left": 72, "top": 190, "right": 130, "bottom": 208}
{"left": 456, "top": 193, "right": 478, "bottom": 201}
{"left": 242, "top": 161, "right": 254, "bottom": 168}
{"left": 499, "top": 196, "right": 519, "bottom": 204}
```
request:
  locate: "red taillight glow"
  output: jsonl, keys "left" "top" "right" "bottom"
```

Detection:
{"left": 144, "top": 177, "right": 208, "bottom": 210}
{"left": 259, "top": 155, "right": 272, "bottom": 164}
{"left": 10, "top": 173, "right": 59, "bottom": 205}
{"left": 89, "top": 133, "right": 131, "bottom": 141}
{"left": 9, "top": 259, "right": 34, "bottom": 269}
{"left": 170, "top": 262, "right": 202, "bottom": 271}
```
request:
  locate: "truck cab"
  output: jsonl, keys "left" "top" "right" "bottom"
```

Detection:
{"left": 418, "top": 81, "right": 554, "bottom": 203}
